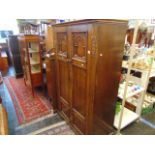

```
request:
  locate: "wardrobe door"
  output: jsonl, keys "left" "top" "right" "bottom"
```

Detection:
{"left": 69, "top": 25, "right": 89, "bottom": 134}
{"left": 56, "top": 29, "right": 71, "bottom": 121}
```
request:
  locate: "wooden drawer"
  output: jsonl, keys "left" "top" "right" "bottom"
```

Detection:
{"left": 31, "top": 73, "right": 43, "bottom": 87}
{"left": 125, "top": 101, "right": 136, "bottom": 112}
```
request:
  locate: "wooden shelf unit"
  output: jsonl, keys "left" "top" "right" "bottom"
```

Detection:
{"left": 115, "top": 20, "right": 155, "bottom": 133}
{"left": 18, "top": 35, "right": 43, "bottom": 96}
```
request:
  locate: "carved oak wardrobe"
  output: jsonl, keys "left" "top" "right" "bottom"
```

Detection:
{"left": 53, "top": 19, "right": 127, "bottom": 134}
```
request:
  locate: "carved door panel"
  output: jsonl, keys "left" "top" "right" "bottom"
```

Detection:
{"left": 70, "top": 30, "right": 88, "bottom": 134}
{"left": 56, "top": 31, "right": 71, "bottom": 120}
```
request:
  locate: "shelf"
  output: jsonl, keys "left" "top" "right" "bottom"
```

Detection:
{"left": 118, "top": 84, "right": 144, "bottom": 99}
{"left": 126, "top": 98, "right": 138, "bottom": 107}
{"left": 122, "top": 63, "right": 149, "bottom": 73}
{"left": 114, "top": 106, "right": 139, "bottom": 129}
{"left": 123, "top": 62, "right": 155, "bottom": 78}
{"left": 31, "top": 66, "right": 41, "bottom": 74}
{"left": 30, "top": 58, "right": 40, "bottom": 65}
{"left": 31, "top": 69, "right": 41, "bottom": 74}
{"left": 132, "top": 54, "right": 153, "bottom": 62}
{"left": 28, "top": 48, "right": 39, "bottom": 53}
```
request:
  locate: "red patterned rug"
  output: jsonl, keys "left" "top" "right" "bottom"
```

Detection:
{"left": 4, "top": 77, "right": 52, "bottom": 125}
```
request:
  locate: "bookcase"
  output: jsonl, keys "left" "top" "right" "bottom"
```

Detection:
{"left": 18, "top": 35, "right": 43, "bottom": 96}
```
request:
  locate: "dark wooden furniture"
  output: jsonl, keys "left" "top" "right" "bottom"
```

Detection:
{"left": 45, "top": 53, "right": 57, "bottom": 111}
{"left": 0, "top": 51, "right": 8, "bottom": 72}
{"left": 18, "top": 35, "right": 43, "bottom": 96}
{"left": 53, "top": 19, "right": 128, "bottom": 134}
{"left": 7, "top": 35, "right": 23, "bottom": 77}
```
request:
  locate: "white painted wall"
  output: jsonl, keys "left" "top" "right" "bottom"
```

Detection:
{"left": 0, "top": 19, "right": 19, "bottom": 34}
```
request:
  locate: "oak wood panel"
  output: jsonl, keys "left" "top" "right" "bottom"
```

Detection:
{"left": 60, "top": 101, "right": 70, "bottom": 121}
{"left": 72, "top": 65, "right": 87, "bottom": 117}
{"left": 53, "top": 19, "right": 127, "bottom": 27}
{"left": 93, "top": 23, "right": 127, "bottom": 134}
{"left": 54, "top": 27, "right": 72, "bottom": 120}
{"left": 72, "top": 109, "right": 85, "bottom": 134}
{"left": 58, "top": 60, "right": 70, "bottom": 103}
{"left": 45, "top": 26, "right": 54, "bottom": 50}
{"left": 85, "top": 24, "right": 98, "bottom": 134}
{"left": 72, "top": 32, "right": 87, "bottom": 58}
{"left": 68, "top": 25, "right": 89, "bottom": 134}
{"left": 45, "top": 56, "right": 57, "bottom": 110}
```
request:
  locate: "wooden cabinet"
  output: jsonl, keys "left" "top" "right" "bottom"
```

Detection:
{"left": 18, "top": 35, "right": 43, "bottom": 96}
{"left": 7, "top": 35, "right": 23, "bottom": 77}
{"left": 53, "top": 19, "right": 128, "bottom": 134}
{"left": 0, "top": 51, "right": 8, "bottom": 72}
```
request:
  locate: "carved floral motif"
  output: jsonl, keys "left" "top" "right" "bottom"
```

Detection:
{"left": 72, "top": 32, "right": 87, "bottom": 58}
{"left": 57, "top": 32, "right": 67, "bottom": 52}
